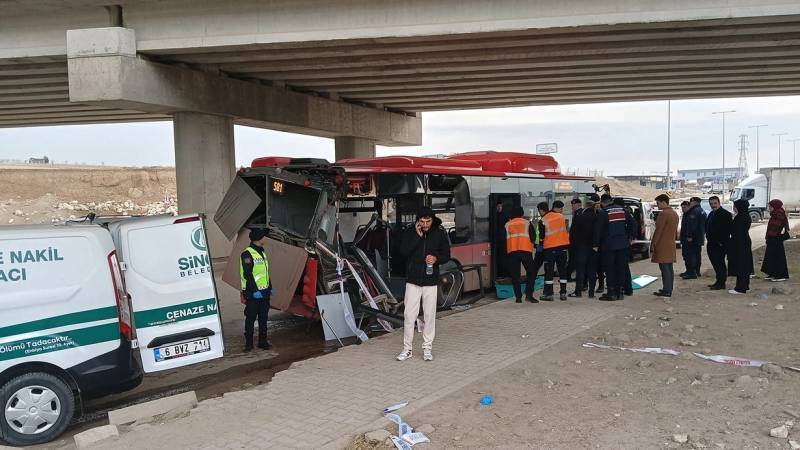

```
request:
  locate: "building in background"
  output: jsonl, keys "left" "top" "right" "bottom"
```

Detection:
{"left": 677, "top": 167, "right": 747, "bottom": 184}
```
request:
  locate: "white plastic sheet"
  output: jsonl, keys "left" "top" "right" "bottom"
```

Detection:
{"left": 583, "top": 342, "right": 681, "bottom": 356}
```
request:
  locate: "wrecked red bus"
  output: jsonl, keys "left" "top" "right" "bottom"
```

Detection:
{"left": 215, "top": 151, "right": 595, "bottom": 328}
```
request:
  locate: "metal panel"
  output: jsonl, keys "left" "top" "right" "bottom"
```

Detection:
{"left": 213, "top": 176, "right": 262, "bottom": 240}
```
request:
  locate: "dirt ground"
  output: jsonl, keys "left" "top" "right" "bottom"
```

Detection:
{"left": 353, "top": 239, "right": 800, "bottom": 450}
{"left": 0, "top": 165, "right": 177, "bottom": 224}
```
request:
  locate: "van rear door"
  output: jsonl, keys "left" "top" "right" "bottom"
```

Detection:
{"left": 109, "top": 215, "right": 224, "bottom": 373}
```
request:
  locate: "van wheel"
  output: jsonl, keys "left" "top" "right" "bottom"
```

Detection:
{"left": 749, "top": 210, "right": 762, "bottom": 222}
{"left": 1, "top": 373, "right": 74, "bottom": 446}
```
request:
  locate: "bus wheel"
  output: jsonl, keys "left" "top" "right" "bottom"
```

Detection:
{"left": 749, "top": 210, "right": 762, "bottom": 222}
{"left": 1, "top": 373, "right": 75, "bottom": 446}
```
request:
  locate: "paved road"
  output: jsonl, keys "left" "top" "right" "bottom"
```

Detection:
{"left": 99, "top": 299, "right": 618, "bottom": 449}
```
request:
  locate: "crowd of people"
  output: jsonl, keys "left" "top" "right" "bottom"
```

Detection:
{"left": 237, "top": 196, "right": 791, "bottom": 361}
{"left": 501, "top": 194, "right": 792, "bottom": 303}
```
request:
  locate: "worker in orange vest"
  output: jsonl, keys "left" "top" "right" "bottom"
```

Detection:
{"left": 539, "top": 200, "right": 571, "bottom": 301}
{"left": 505, "top": 206, "right": 539, "bottom": 303}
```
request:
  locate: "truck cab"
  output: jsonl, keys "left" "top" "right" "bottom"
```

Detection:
{"left": 731, "top": 174, "right": 768, "bottom": 221}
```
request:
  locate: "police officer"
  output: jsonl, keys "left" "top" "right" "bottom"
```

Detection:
{"left": 594, "top": 195, "right": 635, "bottom": 301}
{"left": 540, "top": 200, "right": 571, "bottom": 301}
{"left": 241, "top": 228, "right": 272, "bottom": 352}
{"left": 505, "top": 206, "right": 538, "bottom": 303}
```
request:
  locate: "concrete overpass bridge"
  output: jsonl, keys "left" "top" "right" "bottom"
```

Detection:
{"left": 3, "top": 0, "right": 800, "bottom": 253}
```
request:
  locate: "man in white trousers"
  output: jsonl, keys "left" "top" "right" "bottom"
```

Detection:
{"left": 396, "top": 207, "right": 451, "bottom": 362}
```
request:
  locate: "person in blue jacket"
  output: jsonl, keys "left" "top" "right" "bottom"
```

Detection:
{"left": 680, "top": 197, "right": 707, "bottom": 279}
{"left": 593, "top": 195, "right": 636, "bottom": 301}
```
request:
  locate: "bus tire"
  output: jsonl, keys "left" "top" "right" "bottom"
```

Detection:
{"left": 749, "top": 210, "right": 762, "bottom": 223}
{"left": 1, "top": 372, "right": 75, "bottom": 446}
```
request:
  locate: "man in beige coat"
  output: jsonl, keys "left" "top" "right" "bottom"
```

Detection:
{"left": 651, "top": 194, "right": 679, "bottom": 297}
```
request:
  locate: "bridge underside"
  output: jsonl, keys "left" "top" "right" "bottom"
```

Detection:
{"left": 4, "top": 14, "right": 800, "bottom": 129}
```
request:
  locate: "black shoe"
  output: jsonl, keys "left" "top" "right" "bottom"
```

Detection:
{"left": 681, "top": 275, "right": 698, "bottom": 280}
{"left": 596, "top": 286, "right": 605, "bottom": 293}
{"left": 560, "top": 293, "right": 568, "bottom": 301}
{"left": 598, "top": 294, "right": 616, "bottom": 301}
{"left": 516, "top": 298, "right": 522, "bottom": 303}
{"left": 526, "top": 296, "right": 539, "bottom": 304}
{"left": 258, "top": 342, "right": 272, "bottom": 350}
{"left": 653, "top": 291, "right": 672, "bottom": 297}
{"left": 679, "top": 272, "right": 689, "bottom": 277}
{"left": 568, "top": 292, "right": 582, "bottom": 298}
{"left": 540, "top": 295, "right": 554, "bottom": 301}
{"left": 624, "top": 290, "right": 633, "bottom": 297}
{"left": 588, "top": 292, "right": 595, "bottom": 299}
{"left": 244, "top": 345, "right": 254, "bottom": 353}
{"left": 709, "top": 285, "right": 725, "bottom": 291}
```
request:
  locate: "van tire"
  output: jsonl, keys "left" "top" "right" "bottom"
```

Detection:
{"left": 1, "top": 372, "right": 75, "bottom": 446}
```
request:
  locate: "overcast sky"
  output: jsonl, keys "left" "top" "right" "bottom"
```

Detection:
{"left": 2, "top": 96, "right": 800, "bottom": 176}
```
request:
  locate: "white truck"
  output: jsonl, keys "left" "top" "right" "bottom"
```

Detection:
{"left": 0, "top": 215, "right": 224, "bottom": 446}
{"left": 701, "top": 181, "right": 725, "bottom": 194}
{"left": 730, "top": 167, "right": 800, "bottom": 221}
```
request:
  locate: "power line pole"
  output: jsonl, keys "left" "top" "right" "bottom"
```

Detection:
{"left": 737, "top": 134, "right": 749, "bottom": 184}
{"left": 788, "top": 138, "right": 800, "bottom": 167}
{"left": 712, "top": 110, "right": 735, "bottom": 189}
{"left": 773, "top": 132, "right": 788, "bottom": 167}
{"left": 666, "top": 100, "right": 671, "bottom": 191}
{"left": 748, "top": 124, "right": 768, "bottom": 172}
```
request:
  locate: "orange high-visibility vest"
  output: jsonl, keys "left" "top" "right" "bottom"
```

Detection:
{"left": 505, "top": 217, "right": 534, "bottom": 253}
{"left": 542, "top": 212, "right": 570, "bottom": 249}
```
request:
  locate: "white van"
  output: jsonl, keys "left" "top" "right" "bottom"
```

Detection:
{"left": 0, "top": 215, "right": 223, "bottom": 446}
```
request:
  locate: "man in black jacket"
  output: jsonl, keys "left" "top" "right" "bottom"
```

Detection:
{"left": 569, "top": 196, "right": 598, "bottom": 298}
{"left": 396, "top": 207, "right": 451, "bottom": 362}
{"left": 705, "top": 196, "right": 733, "bottom": 289}
{"left": 680, "top": 197, "right": 707, "bottom": 279}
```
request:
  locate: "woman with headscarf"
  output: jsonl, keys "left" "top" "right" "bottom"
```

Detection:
{"left": 762, "top": 199, "right": 791, "bottom": 282}
{"left": 728, "top": 199, "right": 754, "bottom": 295}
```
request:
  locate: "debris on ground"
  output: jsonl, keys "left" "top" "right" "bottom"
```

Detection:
{"left": 673, "top": 434, "right": 689, "bottom": 444}
{"left": 480, "top": 395, "right": 494, "bottom": 405}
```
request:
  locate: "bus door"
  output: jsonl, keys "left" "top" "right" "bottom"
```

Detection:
{"left": 490, "top": 194, "right": 521, "bottom": 281}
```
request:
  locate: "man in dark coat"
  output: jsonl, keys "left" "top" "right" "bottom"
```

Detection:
{"left": 569, "top": 196, "right": 598, "bottom": 298}
{"left": 705, "top": 196, "right": 732, "bottom": 290}
{"left": 397, "top": 207, "right": 451, "bottom": 362}
{"left": 680, "top": 197, "right": 706, "bottom": 279}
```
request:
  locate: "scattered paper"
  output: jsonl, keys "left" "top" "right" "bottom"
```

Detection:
{"left": 402, "top": 432, "right": 431, "bottom": 446}
{"left": 390, "top": 436, "right": 413, "bottom": 450}
{"left": 383, "top": 402, "right": 409, "bottom": 414}
{"left": 384, "top": 413, "right": 402, "bottom": 425}
{"left": 399, "top": 422, "right": 413, "bottom": 437}
{"left": 693, "top": 353, "right": 768, "bottom": 367}
{"left": 583, "top": 342, "right": 681, "bottom": 356}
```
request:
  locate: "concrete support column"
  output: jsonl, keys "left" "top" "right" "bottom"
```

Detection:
{"left": 335, "top": 136, "right": 376, "bottom": 161}
{"left": 173, "top": 112, "right": 235, "bottom": 258}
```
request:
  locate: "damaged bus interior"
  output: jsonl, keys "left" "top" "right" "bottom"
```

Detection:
{"left": 215, "top": 151, "right": 596, "bottom": 337}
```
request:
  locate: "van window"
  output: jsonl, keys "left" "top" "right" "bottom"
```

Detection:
{"left": 742, "top": 188, "right": 755, "bottom": 200}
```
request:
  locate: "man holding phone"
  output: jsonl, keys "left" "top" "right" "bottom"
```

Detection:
{"left": 396, "top": 207, "right": 451, "bottom": 362}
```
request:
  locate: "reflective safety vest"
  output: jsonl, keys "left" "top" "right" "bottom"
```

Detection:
{"left": 505, "top": 217, "right": 534, "bottom": 253}
{"left": 240, "top": 246, "right": 270, "bottom": 291}
{"left": 542, "top": 212, "right": 570, "bottom": 249}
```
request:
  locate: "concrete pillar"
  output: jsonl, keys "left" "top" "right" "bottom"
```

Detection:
{"left": 173, "top": 112, "right": 235, "bottom": 258}
{"left": 335, "top": 136, "right": 376, "bottom": 161}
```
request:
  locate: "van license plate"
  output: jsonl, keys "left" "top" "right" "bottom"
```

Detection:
{"left": 154, "top": 338, "right": 211, "bottom": 362}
